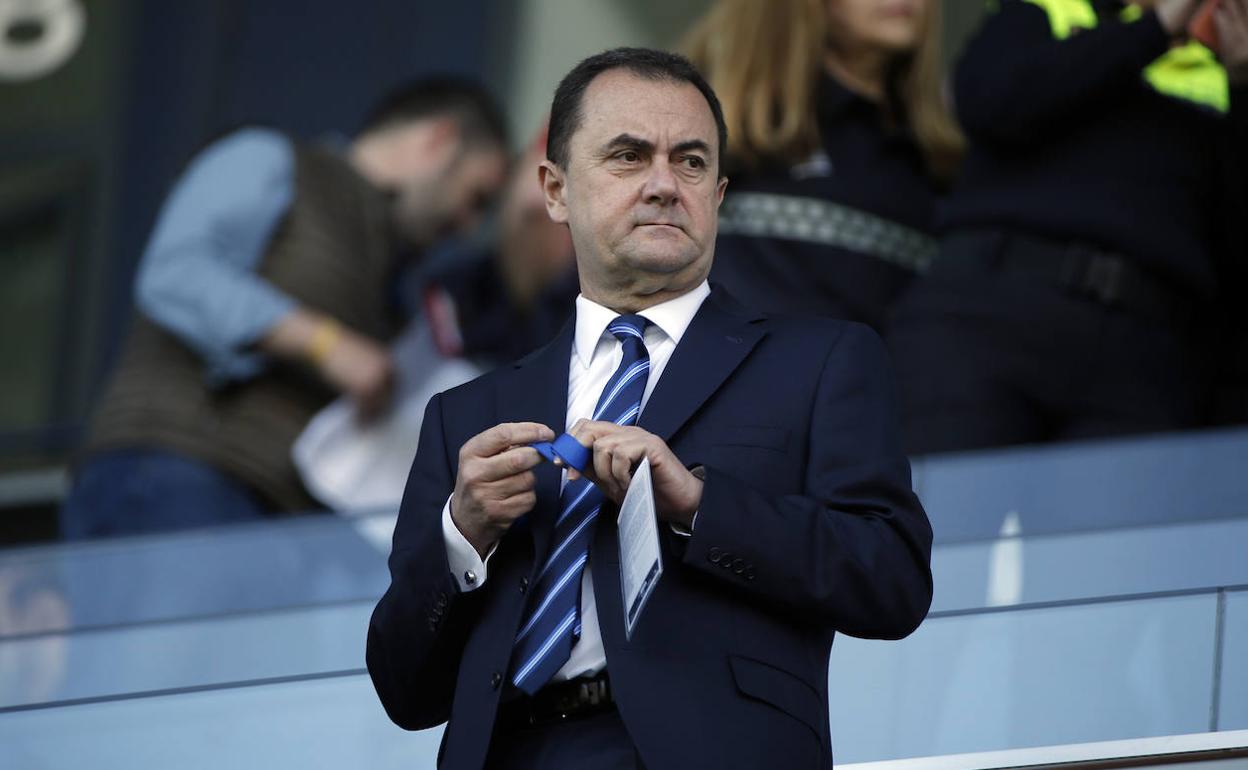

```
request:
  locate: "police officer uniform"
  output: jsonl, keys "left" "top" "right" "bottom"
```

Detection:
{"left": 887, "top": 0, "right": 1248, "bottom": 455}
{"left": 711, "top": 74, "right": 944, "bottom": 333}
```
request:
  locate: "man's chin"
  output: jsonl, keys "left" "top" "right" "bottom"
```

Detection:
{"left": 619, "top": 247, "right": 705, "bottom": 277}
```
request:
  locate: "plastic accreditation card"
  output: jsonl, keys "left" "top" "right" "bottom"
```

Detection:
{"left": 617, "top": 456, "right": 663, "bottom": 640}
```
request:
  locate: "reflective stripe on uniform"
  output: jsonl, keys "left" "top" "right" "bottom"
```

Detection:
{"left": 718, "top": 192, "right": 938, "bottom": 274}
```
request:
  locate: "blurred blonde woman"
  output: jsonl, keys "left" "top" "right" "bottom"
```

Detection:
{"left": 685, "top": 0, "right": 963, "bottom": 331}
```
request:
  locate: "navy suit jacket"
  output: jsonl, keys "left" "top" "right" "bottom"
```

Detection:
{"left": 367, "top": 285, "right": 933, "bottom": 770}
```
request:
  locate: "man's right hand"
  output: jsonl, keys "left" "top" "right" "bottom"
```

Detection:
{"left": 261, "top": 308, "right": 396, "bottom": 421}
{"left": 317, "top": 328, "right": 396, "bottom": 422}
{"left": 451, "top": 422, "right": 555, "bottom": 558}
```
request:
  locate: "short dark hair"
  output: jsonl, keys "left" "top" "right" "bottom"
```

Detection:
{"left": 546, "top": 47, "right": 728, "bottom": 176}
{"left": 358, "top": 76, "right": 508, "bottom": 150}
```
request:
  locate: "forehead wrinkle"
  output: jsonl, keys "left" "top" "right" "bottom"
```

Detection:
{"left": 575, "top": 72, "right": 718, "bottom": 155}
{"left": 585, "top": 120, "right": 714, "bottom": 154}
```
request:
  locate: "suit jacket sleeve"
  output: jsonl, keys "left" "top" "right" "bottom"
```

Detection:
{"left": 680, "top": 324, "right": 934, "bottom": 640}
{"left": 367, "top": 392, "right": 486, "bottom": 730}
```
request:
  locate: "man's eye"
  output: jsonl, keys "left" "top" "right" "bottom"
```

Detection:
{"left": 618, "top": 150, "right": 640, "bottom": 162}
{"left": 682, "top": 155, "right": 706, "bottom": 169}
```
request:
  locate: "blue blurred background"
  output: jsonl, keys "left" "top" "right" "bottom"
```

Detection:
{"left": 0, "top": 0, "right": 1245, "bottom": 767}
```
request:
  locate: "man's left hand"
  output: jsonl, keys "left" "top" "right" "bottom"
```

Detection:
{"left": 563, "top": 419, "right": 702, "bottom": 528}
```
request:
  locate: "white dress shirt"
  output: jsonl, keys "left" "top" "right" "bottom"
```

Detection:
{"left": 440, "top": 280, "right": 711, "bottom": 682}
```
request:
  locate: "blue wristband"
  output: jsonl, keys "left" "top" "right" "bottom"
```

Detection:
{"left": 531, "top": 432, "right": 591, "bottom": 473}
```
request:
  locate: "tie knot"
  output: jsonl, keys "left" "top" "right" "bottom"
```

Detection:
{"left": 607, "top": 314, "right": 649, "bottom": 343}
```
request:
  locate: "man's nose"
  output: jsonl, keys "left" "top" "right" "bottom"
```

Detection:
{"left": 641, "top": 159, "right": 679, "bottom": 206}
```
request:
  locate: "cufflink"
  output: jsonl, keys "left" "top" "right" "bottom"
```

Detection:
{"left": 464, "top": 570, "right": 477, "bottom": 586}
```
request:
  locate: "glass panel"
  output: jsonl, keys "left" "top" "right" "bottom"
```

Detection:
{"left": 0, "top": 673, "right": 444, "bottom": 770}
{"left": 828, "top": 593, "right": 1219, "bottom": 763}
{"left": 0, "top": 593, "right": 1232, "bottom": 769}
{"left": 0, "top": 512, "right": 395, "bottom": 636}
{"left": 931, "top": 518, "right": 1248, "bottom": 612}
{"left": 0, "top": 601, "right": 373, "bottom": 709}
{"left": 915, "top": 429, "right": 1248, "bottom": 543}
{"left": 1220, "top": 590, "right": 1248, "bottom": 731}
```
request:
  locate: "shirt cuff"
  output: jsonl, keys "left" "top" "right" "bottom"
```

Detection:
{"left": 669, "top": 464, "right": 705, "bottom": 537}
{"left": 669, "top": 511, "right": 698, "bottom": 538}
{"left": 441, "top": 496, "right": 496, "bottom": 592}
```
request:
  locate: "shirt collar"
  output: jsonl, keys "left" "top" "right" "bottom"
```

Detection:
{"left": 573, "top": 280, "right": 711, "bottom": 369}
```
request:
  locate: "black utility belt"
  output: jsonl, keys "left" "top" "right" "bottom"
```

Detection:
{"left": 939, "top": 229, "right": 1196, "bottom": 325}
{"left": 496, "top": 671, "right": 615, "bottom": 731}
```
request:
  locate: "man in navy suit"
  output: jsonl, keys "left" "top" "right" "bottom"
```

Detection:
{"left": 367, "top": 48, "right": 933, "bottom": 770}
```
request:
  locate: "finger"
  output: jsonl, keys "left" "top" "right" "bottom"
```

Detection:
{"left": 493, "top": 490, "right": 538, "bottom": 519}
{"left": 566, "top": 419, "right": 622, "bottom": 447}
{"left": 567, "top": 451, "right": 604, "bottom": 484}
{"left": 475, "top": 492, "right": 537, "bottom": 528}
{"left": 475, "top": 446, "right": 545, "bottom": 482}
{"left": 485, "top": 470, "right": 538, "bottom": 498}
{"left": 471, "top": 471, "right": 536, "bottom": 506}
{"left": 463, "top": 422, "right": 556, "bottom": 459}
{"left": 593, "top": 440, "right": 621, "bottom": 500}
{"left": 610, "top": 446, "right": 635, "bottom": 492}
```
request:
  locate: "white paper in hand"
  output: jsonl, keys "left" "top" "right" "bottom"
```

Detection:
{"left": 618, "top": 456, "right": 663, "bottom": 640}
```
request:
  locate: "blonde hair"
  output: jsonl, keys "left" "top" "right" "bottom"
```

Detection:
{"left": 683, "top": 0, "right": 964, "bottom": 180}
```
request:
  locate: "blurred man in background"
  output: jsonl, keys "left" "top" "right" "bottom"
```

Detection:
{"left": 59, "top": 77, "right": 509, "bottom": 539}
{"left": 422, "top": 121, "right": 579, "bottom": 367}
{"left": 292, "top": 122, "right": 578, "bottom": 513}
{"left": 888, "top": 0, "right": 1248, "bottom": 455}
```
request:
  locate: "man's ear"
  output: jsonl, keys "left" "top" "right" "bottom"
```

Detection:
{"left": 715, "top": 175, "right": 728, "bottom": 207}
{"left": 539, "top": 160, "right": 569, "bottom": 224}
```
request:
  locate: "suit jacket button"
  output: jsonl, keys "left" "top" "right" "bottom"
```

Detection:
{"left": 520, "top": 576, "right": 529, "bottom": 594}
{"left": 491, "top": 672, "right": 503, "bottom": 690}
{"left": 731, "top": 558, "right": 746, "bottom": 574}
{"left": 437, "top": 592, "right": 449, "bottom": 607}
{"left": 708, "top": 547, "right": 723, "bottom": 564}
{"left": 745, "top": 567, "right": 757, "bottom": 581}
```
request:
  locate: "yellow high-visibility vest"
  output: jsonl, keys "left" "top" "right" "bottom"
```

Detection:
{"left": 1016, "top": 0, "right": 1228, "bottom": 113}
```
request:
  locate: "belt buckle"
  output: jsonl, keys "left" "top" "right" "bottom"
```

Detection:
{"left": 580, "top": 678, "right": 608, "bottom": 706}
{"left": 1079, "top": 251, "right": 1124, "bottom": 306}
{"left": 550, "top": 677, "right": 611, "bottom": 722}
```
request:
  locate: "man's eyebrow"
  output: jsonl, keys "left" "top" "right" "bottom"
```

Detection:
{"left": 602, "top": 134, "right": 655, "bottom": 153}
{"left": 671, "top": 139, "right": 711, "bottom": 156}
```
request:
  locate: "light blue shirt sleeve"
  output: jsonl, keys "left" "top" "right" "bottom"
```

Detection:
{"left": 134, "top": 128, "right": 299, "bottom": 384}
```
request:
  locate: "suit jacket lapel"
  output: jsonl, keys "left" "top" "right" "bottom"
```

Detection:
{"left": 639, "top": 286, "right": 766, "bottom": 442}
{"left": 494, "top": 318, "right": 574, "bottom": 563}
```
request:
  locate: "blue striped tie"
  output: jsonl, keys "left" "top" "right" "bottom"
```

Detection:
{"left": 510, "top": 314, "right": 651, "bottom": 694}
